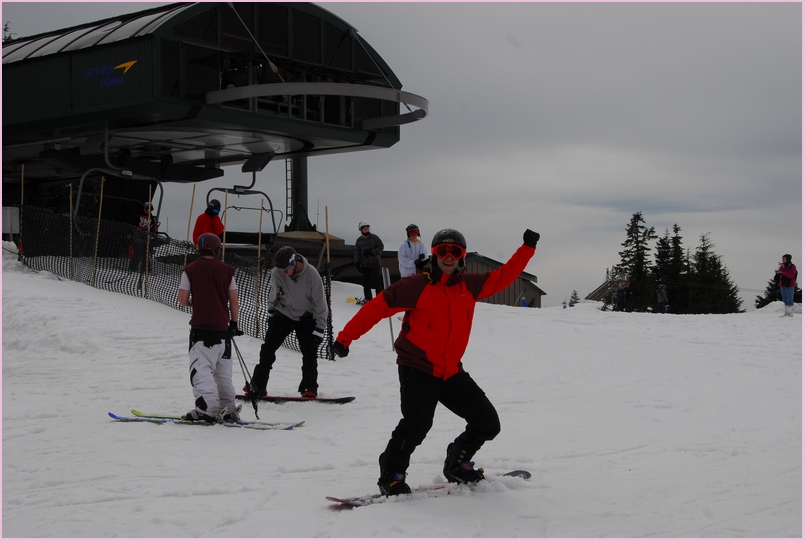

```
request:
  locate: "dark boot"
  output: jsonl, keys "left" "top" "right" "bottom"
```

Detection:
{"left": 247, "top": 364, "right": 269, "bottom": 396}
{"left": 377, "top": 471, "right": 411, "bottom": 496}
{"left": 443, "top": 442, "right": 485, "bottom": 484}
{"left": 377, "top": 451, "right": 411, "bottom": 496}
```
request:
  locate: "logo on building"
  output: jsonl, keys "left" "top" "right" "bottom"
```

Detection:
{"left": 84, "top": 60, "right": 138, "bottom": 87}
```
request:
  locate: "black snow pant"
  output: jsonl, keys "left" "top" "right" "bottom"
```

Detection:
{"left": 252, "top": 312, "right": 319, "bottom": 394}
{"left": 360, "top": 267, "right": 384, "bottom": 301}
{"left": 379, "top": 366, "right": 501, "bottom": 476}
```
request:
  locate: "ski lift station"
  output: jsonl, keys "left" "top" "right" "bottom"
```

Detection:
{"left": 2, "top": 2, "right": 545, "bottom": 307}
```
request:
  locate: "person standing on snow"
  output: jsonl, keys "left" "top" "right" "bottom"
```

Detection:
{"left": 354, "top": 221, "right": 385, "bottom": 301}
{"left": 398, "top": 223, "right": 429, "bottom": 278}
{"left": 248, "top": 246, "right": 328, "bottom": 398}
{"left": 332, "top": 227, "right": 540, "bottom": 496}
{"left": 193, "top": 199, "right": 225, "bottom": 244}
{"left": 178, "top": 233, "right": 243, "bottom": 422}
{"left": 775, "top": 254, "right": 798, "bottom": 318}
{"left": 656, "top": 282, "right": 669, "bottom": 314}
{"left": 129, "top": 201, "right": 160, "bottom": 273}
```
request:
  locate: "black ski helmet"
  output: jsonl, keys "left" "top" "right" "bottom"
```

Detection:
{"left": 196, "top": 233, "right": 221, "bottom": 257}
{"left": 406, "top": 224, "right": 420, "bottom": 235}
{"left": 783, "top": 254, "right": 793, "bottom": 263}
{"left": 207, "top": 199, "right": 221, "bottom": 213}
{"left": 275, "top": 246, "right": 299, "bottom": 270}
{"left": 431, "top": 228, "right": 466, "bottom": 249}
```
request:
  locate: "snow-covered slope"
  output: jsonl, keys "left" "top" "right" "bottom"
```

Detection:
{"left": 2, "top": 243, "right": 800, "bottom": 537}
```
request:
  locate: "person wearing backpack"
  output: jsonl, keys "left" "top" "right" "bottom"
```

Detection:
{"left": 775, "top": 254, "right": 798, "bottom": 318}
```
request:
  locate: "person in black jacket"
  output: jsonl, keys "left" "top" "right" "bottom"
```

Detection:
{"left": 354, "top": 221, "right": 385, "bottom": 301}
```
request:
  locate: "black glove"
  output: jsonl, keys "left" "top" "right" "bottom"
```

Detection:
{"left": 414, "top": 253, "right": 429, "bottom": 270}
{"left": 311, "top": 327, "right": 325, "bottom": 346}
{"left": 267, "top": 309, "right": 276, "bottom": 319}
{"left": 228, "top": 320, "right": 244, "bottom": 337}
{"left": 523, "top": 229, "right": 540, "bottom": 248}
{"left": 332, "top": 340, "right": 349, "bottom": 358}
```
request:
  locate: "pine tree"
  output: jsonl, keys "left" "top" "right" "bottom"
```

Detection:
{"left": 618, "top": 212, "right": 656, "bottom": 311}
{"left": 688, "top": 233, "right": 743, "bottom": 314}
{"left": 755, "top": 276, "right": 782, "bottom": 309}
{"left": 569, "top": 290, "right": 580, "bottom": 307}
{"left": 652, "top": 224, "right": 692, "bottom": 313}
{"left": 755, "top": 275, "right": 802, "bottom": 309}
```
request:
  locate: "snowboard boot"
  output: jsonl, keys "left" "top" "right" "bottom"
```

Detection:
{"left": 377, "top": 472, "right": 411, "bottom": 496}
{"left": 443, "top": 442, "right": 485, "bottom": 484}
{"left": 245, "top": 364, "right": 269, "bottom": 397}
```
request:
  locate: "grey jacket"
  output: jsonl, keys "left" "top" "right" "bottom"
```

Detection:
{"left": 267, "top": 256, "right": 328, "bottom": 330}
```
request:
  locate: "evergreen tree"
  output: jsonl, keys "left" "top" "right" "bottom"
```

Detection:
{"left": 667, "top": 224, "right": 691, "bottom": 313}
{"left": 687, "top": 233, "right": 743, "bottom": 314}
{"left": 618, "top": 212, "right": 656, "bottom": 311}
{"left": 569, "top": 290, "right": 580, "bottom": 307}
{"left": 755, "top": 275, "right": 802, "bottom": 309}
{"left": 755, "top": 276, "right": 782, "bottom": 309}
{"left": 652, "top": 224, "right": 692, "bottom": 313}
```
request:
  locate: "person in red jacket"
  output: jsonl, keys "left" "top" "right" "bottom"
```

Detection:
{"left": 333, "top": 227, "right": 540, "bottom": 496}
{"left": 775, "top": 253, "right": 798, "bottom": 318}
{"left": 193, "top": 199, "right": 225, "bottom": 243}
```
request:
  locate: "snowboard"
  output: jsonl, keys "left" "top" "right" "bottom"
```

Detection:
{"left": 236, "top": 394, "right": 355, "bottom": 404}
{"left": 326, "top": 470, "right": 531, "bottom": 508}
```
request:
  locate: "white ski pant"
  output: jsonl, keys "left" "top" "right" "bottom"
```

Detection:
{"left": 188, "top": 338, "right": 236, "bottom": 417}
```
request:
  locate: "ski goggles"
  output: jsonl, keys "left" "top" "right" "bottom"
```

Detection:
{"left": 432, "top": 243, "right": 466, "bottom": 260}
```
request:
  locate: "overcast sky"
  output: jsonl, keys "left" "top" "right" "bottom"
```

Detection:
{"left": 3, "top": 2, "right": 801, "bottom": 308}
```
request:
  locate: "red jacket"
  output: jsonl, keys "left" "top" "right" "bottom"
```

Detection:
{"left": 777, "top": 262, "right": 798, "bottom": 289}
{"left": 193, "top": 212, "right": 224, "bottom": 243}
{"left": 336, "top": 244, "right": 536, "bottom": 379}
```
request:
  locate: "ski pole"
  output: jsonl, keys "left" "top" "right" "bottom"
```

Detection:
{"left": 382, "top": 267, "right": 395, "bottom": 352}
{"left": 232, "top": 338, "right": 259, "bottom": 419}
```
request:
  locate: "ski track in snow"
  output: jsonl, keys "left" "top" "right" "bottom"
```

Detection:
{"left": 2, "top": 243, "right": 801, "bottom": 537}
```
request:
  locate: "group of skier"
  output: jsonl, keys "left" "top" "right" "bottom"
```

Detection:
{"left": 177, "top": 215, "right": 540, "bottom": 494}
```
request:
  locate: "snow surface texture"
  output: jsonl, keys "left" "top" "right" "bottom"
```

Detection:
{"left": 2, "top": 242, "right": 801, "bottom": 537}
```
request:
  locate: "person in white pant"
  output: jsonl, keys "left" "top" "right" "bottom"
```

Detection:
{"left": 178, "top": 233, "right": 243, "bottom": 421}
{"left": 398, "top": 224, "right": 429, "bottom": 278}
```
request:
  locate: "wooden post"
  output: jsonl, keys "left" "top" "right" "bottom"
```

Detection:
{"left": 183, "top": 184, "right": 196, "bottom": 267}
{"left": 325, "top": 206, "right": 334, "bottom": 360}
{"left": 69, "top": 184, "right": 74, "bottom": 280}
{"left": 18, "top": 164, "right": 24, "bottom": 260}
{"left": 91, "top": 177, "right": 105, "bottom": 287}
{"left": 255, "top": 198, "right": 264, "bottom": 336}
{"left": 221, "top": 190, "right": 229, "bottom": 262}
{"left": 144, "top": 185, "right": 152, "bottom": 299}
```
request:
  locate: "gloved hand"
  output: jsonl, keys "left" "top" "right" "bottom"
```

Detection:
{"left": 523, "top": 229, "right": 540, "bottom": 248}
{"left": 267, "top": 309, "right": 276, "bottom": 319}
{"left": 414, "top": 253, "right": 428, "bottom": 270}
{"left": 311, "top": 327, "right": 325, "bottom": 346}
{"left": 228, "top": 320, "right": 244, "bottom": 337}
{"left": 332, "top": 340, "right": 349, "bottom": 358}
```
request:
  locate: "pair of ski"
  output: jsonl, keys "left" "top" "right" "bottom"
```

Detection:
{"left": 327, "top": 470, "right": 532, "bottom": 508}
{"left": 108, "top": 410, "right": 304, "bottom": 430}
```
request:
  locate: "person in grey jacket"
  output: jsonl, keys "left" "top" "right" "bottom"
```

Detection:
{"left": 398, "top": 224, "right": 429, "bottom": 278}
{"left": 248, "top": 246, "right": 329, "bottom": 398}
